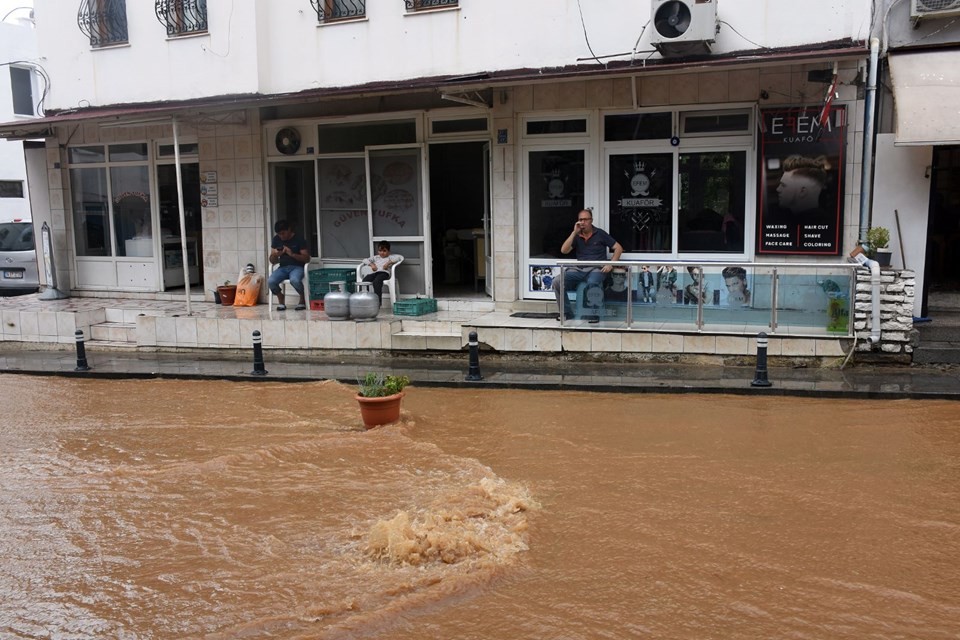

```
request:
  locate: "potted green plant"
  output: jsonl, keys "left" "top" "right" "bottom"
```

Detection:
{"left": 356, "top": 373, "right": 410, "bottom": 428}
{"left": 865, "top": 227, "right": 892, "bottom": 267}
{"left": 217, "top": 279, "right": 238, "bottom": 306}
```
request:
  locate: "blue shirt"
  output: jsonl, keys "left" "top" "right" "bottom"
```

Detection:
{"left": 573, "top": 227, "right": 617, "bottom": 261}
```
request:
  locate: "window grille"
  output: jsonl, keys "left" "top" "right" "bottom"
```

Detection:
{"left": 310, "top": 0, "right": 365, "bottom": 22}
{"left": 404, "top": 0, "right": 458, "bottom": 11}
{"left": 77, "top": 0, "right": 128, "bottom": 48}
{"left": 155, "top": 0, "right": 208, "bottom": 37}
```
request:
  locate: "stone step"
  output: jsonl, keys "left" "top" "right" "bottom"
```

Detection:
{"left": 90, "top": 321, "right": 137, "bottom": 344}
{"left": 390, "top": 330, "right": 463, "bottom": 351}
{"left": 912, "top": 342, "right": 960, "bottom": 365}
{"left": 915, "top": 323, "right": 960, "bottom": 343}
{"left": 85, "top": 339, "right": 140, "bottom": 351}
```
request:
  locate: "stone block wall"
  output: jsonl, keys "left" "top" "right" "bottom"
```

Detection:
{"left": 854, "top": 267, "right": 914, "bottom": 355}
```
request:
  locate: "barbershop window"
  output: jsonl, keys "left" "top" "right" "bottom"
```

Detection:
{"left": 528, "top": 149, "right": 585, "bottom": 260}
{"left": 526, "top": 119, "right": 588, "bottom": 136}
{"left": 68, "top": 144, "right": 152, "bottom": 257}
{"left": 603, "top": 108, "right": 751, "bottom": 256}
{"left": 678, "top": 151, "right": 747, "bottom": 253}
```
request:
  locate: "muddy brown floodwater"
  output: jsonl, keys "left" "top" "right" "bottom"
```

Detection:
{"left": 1, "top": 375, "right": 959, "bottom": 639}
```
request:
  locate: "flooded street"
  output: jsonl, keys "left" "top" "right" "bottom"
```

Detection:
{"left": 1, "top": 375, "right": 959, "bottom": 639}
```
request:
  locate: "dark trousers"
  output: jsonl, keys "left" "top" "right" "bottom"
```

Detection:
{"left": 363, "top": 272, "right": 390, "bottom": 302}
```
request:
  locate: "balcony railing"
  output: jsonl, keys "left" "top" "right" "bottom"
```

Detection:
{"left": 155, "top": 0, "right": 208, "bottom": 37}
{"left": 404, "top": 0, "right": 458, "bottom": 11}
{"left": 77, "top": 0, "right": 128, "bottom": 48}
{"left": 553, "top": 261, "right": 859, "bottom": 337}
{"left": 310, "top": 0, "right": 365, "bottom": 22}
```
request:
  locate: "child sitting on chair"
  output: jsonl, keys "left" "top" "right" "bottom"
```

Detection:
{"left": 361, "top": 241, "right": 402, "bottom": 305}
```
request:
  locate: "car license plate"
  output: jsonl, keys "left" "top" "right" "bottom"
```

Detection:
{"left": 3, "top": 271, "right": 23, "bottom": 279}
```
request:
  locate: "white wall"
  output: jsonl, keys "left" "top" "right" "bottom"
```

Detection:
{"left": 0, "top": 20, "right": 36, "bottom": 222}
{"left": 871, "top": 134, "right": 931, "bottom": 295}
{"left": 37, "top": 0, "right": 873, "bottom": 111}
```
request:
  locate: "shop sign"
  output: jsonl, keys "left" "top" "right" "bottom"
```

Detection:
{"left": 757, "top": 105, "right": 846, "bottom": 255}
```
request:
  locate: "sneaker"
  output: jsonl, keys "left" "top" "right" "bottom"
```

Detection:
{"left": 294, "top": 303, "right": 306, "bottom": 311}
{"left": 276, "top": 304, "right": 286, "bottom": 311}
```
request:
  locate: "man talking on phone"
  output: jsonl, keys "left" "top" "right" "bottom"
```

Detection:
{"left": 552, "top": 208, "right": 623, "bottom": 322}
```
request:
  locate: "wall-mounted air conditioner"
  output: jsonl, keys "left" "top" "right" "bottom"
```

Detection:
{"left": 910, "top": 0, "right": 960, "bottom": 21}
{"left": 266, "top": 124, "right": 316, "bottom": 158}
{"left": 650, "top": 0, "right": 718, "bottom": 56}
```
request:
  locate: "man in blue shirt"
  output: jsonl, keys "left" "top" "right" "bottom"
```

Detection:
{"left": 268, "top": 219, "right": 310, "bottom": 311}
{"left": 552, "top": 208, "right": 623, "bottom": 322}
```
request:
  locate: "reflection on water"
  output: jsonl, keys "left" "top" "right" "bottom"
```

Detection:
{"left": 1, "top": 376, "right": 959, "bottom": 639}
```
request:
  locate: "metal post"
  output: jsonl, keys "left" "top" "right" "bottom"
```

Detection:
{"left": 465, "top": 330, "right": 483, "bottom": 381}
{"left": 251, "top": 330, "right": 268, "bottom": 375}
{"left": 74, "top": 329, "right": 91, "bottom": 371}
{"left": 38, "top": 222, "right": 68, "bottom": 300}
{"left": 751, "top": 332, "right": 773, "bottom": 388}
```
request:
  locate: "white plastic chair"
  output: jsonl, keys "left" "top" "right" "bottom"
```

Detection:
{"left": 355, "top": 255, "right": 404, "bottom": 308}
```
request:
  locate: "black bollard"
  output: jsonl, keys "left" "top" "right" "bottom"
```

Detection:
{"left": 251, "top": 330, "right": 268, "bottom": 376}
{"left": 465, "top": 330, "right": 483, "bottom": 381}
{"left": 74, "top": 329, "right": 91, "bottom": 372}
{"left": 751, "top": 331, "right": 773, "bottom": 388}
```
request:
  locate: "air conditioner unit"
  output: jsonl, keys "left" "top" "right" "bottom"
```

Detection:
{"left": 910, "top": 0, "right": 960, "bottom": 21}
{"left": 267, "top": 125, "right": 315, "bottom": 158}
{"left": 650, "top": 0, "right": 718, "bottom": 56}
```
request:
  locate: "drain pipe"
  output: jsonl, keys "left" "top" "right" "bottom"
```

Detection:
{"left": 858, "top": 37, "right": 880, "bottom": 246}
{"left": 852, "top": 251, "right": 883, "bottom": 345}
{"left": 853, "top": 37, "right": 883, "bottom": 345}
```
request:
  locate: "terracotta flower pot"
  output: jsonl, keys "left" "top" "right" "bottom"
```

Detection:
{"left": 356, "top": 392, "right": 404, "bottom": 428}
{"left": 217, "top": 285, "right": 238, "bottom": 306}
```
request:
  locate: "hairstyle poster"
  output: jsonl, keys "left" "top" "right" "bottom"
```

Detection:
{"left": 529, "top": 265, "right": 559, "bottom": 294}
{"left": 757, "top": 105, "right": 846, "bottom": 255}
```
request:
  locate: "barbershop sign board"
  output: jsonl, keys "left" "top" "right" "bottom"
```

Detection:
{"left": 757, "top": 105, "right": 846, "bottom": 255}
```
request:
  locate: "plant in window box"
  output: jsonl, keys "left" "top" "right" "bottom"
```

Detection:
{"left": 356, "top": 373, "right": 410, "bottom": 428}
{"left": 217, "top": 279, "right": 238, "bottom": 306}
{"left": 865, "top": 227, "right": 892, "bottom": 267}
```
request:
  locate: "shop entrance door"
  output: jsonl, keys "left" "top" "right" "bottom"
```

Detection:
{"left": 365, "top": 145, "right": 429, "bottom": 297}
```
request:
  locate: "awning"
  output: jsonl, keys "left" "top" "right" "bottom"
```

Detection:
{"left": 888, "top": 49, "right": 960, "bottom": 146}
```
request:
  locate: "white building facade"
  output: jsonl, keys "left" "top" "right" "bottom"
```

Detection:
{"left": 11, "top": 0, "right": 944, "bottom": 334}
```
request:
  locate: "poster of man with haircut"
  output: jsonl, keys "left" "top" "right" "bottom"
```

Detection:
{"left": 757, "top": 105, "right": 846, "bottom": 255}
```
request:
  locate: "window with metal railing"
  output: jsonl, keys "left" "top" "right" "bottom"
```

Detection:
{"left": 310, "top": 0, "right": 365, "bottom": 23}
{"left": 155, "top": 0, "right": 208, "bottom": 37}
{"left": 77, "top": 0, "right": 128, "bottom": 48}
{"left": 404, "top": 0, "right": 459, "bottom": 11}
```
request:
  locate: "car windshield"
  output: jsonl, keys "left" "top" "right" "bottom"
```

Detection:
{"left": 0, "top": 222, "right": 35, "bottom": 252}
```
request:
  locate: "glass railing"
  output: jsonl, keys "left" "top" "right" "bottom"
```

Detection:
{"left": 554, "top": 261, "right": 857, "bottom": 337}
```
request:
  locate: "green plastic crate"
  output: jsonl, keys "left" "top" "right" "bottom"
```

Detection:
{"left": 308, "top": 268, "right": 356, "bottom": 298}
{"left": 392, "top": 297, "right": 438, "bottom": 316}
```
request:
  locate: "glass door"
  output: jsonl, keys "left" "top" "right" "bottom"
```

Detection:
{"left": 365, "top": 145, "right": 429, "bottom": 297}
{"left": 524, "top": 147, "right": 587, "bottom": 299}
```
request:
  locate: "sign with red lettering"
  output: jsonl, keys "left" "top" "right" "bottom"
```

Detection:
{"left": 757, "top": 105, "right": 846, "bottom": 255}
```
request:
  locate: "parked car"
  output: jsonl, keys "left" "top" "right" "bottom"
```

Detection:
{"left": 0, "top": 219, "right": 40, "bottom": 295}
